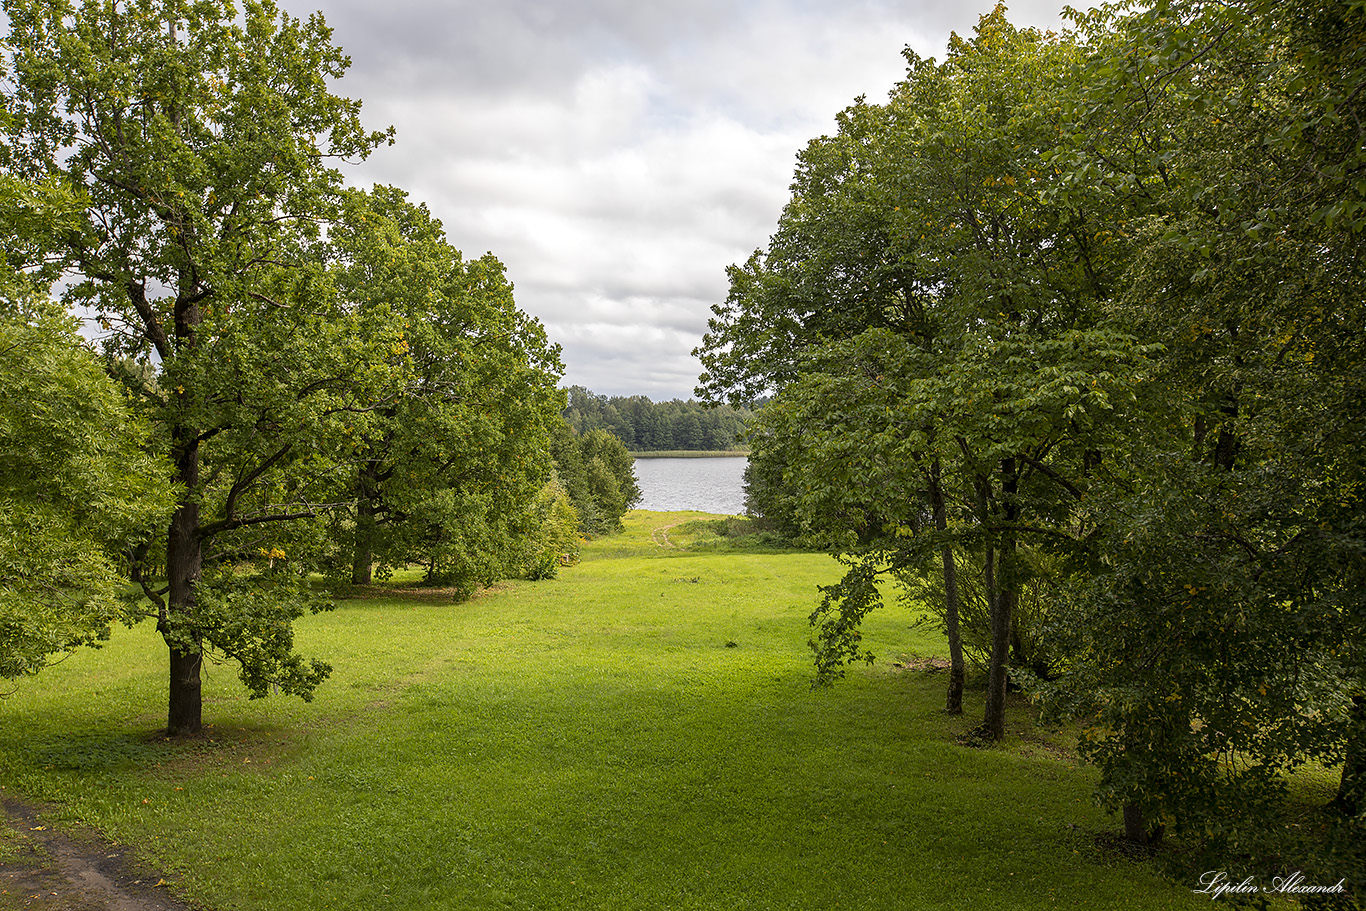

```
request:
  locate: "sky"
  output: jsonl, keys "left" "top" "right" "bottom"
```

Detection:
{"left": 304, "top": 0, "right": 1088, "bottom": 401}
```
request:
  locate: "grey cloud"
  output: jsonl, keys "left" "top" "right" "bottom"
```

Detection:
{"left": 548, "top": 321, "right": 711, "bottom": 402}
{"left": 307, "top": 0, "right": 1090, "bottom": 399}
{"left": 316, "top": 0, "right": 740, "bottom": 97}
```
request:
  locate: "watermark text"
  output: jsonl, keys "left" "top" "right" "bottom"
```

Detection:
{"left": 1194, "top": 870, "right": 1348, "bottom": 901}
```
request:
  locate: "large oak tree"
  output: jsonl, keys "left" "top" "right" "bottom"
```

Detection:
{"left": 2, "top": 0, "right": 401, "bottom": 734}
{"left": 327, "top": 185, "right": 565, "bottom": 594}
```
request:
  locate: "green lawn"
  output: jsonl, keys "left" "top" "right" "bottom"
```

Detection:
{"left": 0, "top": 511, "right": 1215, "bottom": 910}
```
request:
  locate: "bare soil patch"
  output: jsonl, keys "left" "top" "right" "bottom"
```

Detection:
{"left": 651, "top": 522, "right": 685, "bottom": 548}
{"left": 890, "top": 655, "right": 954, "bottom": 672}
{"left": 1, "top": 799, "right": 198, "bottom": 911}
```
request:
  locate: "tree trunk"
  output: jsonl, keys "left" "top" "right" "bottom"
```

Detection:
{"left": 941, "top": 546, "right": 966, "bottom": 715}
{"left": 167, "top": 643, "right": 203, "bottom": 736}
{"left": 982, "top": 571, "right": 1014, "bottom": 741}
{"left": 1333, "top": 694, "right": 1366, "bottom": 816}
{"left": 1212, "top": 398, "right": 1240, "bottom": 471}
{"left": 1123, "top": 803, "right": 1162, "bottom": 847}
{"left": 982, "top": 457, "right": 1019, "bottom": 742}
{"left": 931, "top": 461, "right": 964, "bottom": 715}
{"left": 351, "top": 463, "right": 378, "bottom": 585}
{"left": 164, "top": 431, "right": 204, "bottom": 736}
{"left": 351, "top": 537, "right": 373, "bottom": 586}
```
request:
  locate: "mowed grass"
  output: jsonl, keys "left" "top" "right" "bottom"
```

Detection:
{"left": 0, "top": 512, "right": 1212, "bottom": 910}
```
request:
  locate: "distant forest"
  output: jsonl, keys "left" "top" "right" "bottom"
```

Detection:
{"left": 563, "top": 386, "right": 752, "bottom": 452}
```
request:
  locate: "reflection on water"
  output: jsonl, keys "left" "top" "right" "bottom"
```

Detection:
{"left": 632, "top": 456, "right": 748, "bottom": 515}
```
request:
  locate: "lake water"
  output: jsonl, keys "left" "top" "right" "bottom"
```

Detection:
{"left": 632, "top": 456, "right": 748, "bottom": 515}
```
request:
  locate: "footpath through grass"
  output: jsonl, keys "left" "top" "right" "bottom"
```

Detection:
{"left": 0, "top": 511, "right": 1214, "bottom": 910}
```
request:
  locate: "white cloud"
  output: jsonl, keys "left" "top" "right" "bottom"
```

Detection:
{"left": 312, "top": 0, "right": 1088, "bottom": 399}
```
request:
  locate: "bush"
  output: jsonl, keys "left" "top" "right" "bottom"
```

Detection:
{"left": 899, "top": 545, "right": 1066, "bottom": 681}
{"left": 520, "top": 478, "right": 581, "bottom": 580}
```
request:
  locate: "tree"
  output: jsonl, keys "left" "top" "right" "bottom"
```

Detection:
{"left": 560, "top": 386, "right": 750, "bottom": 453}
{"left": 2, "top": 0, "right": 401, "bottom": 734}
{"left": 1034, "top": 0, "right": 1366, "bottom": 877}
{"left": 701, "top": 0, "right": 1364, "bottom": 880}
{"left": 550, "top": 422, "right": 641, "bottom": 535}
{"left": 518, "top": 477, "right": 581, "bottom": 581}
{"left": 698, "top": 8, "right": 1145, "bottom": 734}
{"left": 327, "top": 186, "right": 563, "bottom": 595}
{"left": 739, "top": 423, "right": 803, "bottom": 538}
{"left": 674, "top": 411, "right": 704, "bottom": 451}
{"left": 0, "top": 290, "right": 175, "bottom": 680}
{"left": 580, "top": 428, "right": 642, "bottom": 524}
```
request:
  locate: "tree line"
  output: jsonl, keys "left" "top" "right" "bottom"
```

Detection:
{"left": 699, "top": 1, "right": 1364, "bottom": 895}
{"left": 0, "top": 0, "right": 617, "bottom": 735}
{"left": 562, "top": 385, "right": 751, "bottom": 452}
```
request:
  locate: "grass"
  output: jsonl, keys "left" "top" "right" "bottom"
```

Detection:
{"left": 668, "top": 515, "right": 804, "bottom": 552}
{"left": 0, "top": 511, "right": 1218, "bottom": 910}
{"left": 0, "top": 819, "right": 20, "bottom": 864}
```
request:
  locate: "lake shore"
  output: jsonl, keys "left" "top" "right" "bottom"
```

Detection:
{"left": 631, "top": 449, "right": 749, "bottom": 458}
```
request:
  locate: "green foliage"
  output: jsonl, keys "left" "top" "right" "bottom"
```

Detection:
{"left": 899, "top": 545, "right": 1067, "bottom": 679}
{"left": 550, "top": 421, "right": 641, "bottom": 535}
{"left": 1025, "top": 0, "right": 1366, "bottom": 887}
{"left": 563, "top": 385, "right": 752, "bottom": 452}
{"left": 701, "top": 10, "right": 1151, "bottom": 738}
{"left": 0, "top": 172, "right": 83, "bottom": 284}
{"left": 0, "top": 0, "right": 401, "bottom": 729}
{"left": 325, "top": 186, "right": 564, "bottom": 594}
{"left": 0, "top": 294, "right": 174, "bottom": 679}
{"left": 518, "top": 478, "right": 582, "bottom": 580}
{"left": 739, "top": 423, "right": 804, "bottom": 537}
{"left": 581, "top": 427, "right": 642, "bottom": 519}
{"left": 188, "top": 565, "right": 332, "bottom": 699}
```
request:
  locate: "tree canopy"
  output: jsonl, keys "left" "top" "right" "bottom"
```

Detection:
{"left": 701, "top": 8, "right": 1150, "bottom": 737}
{"left": 697, "top": 0, "right": 1366, "bottom": 889}
{"left": 562, "top": 385, "right": 751, "bottom": 453}
{"left": 0, "top": 0, "right": 563, "bottom": 735}
{"left": 326, "top": 186, "right": 563, "bottom": 595}
{"left": 550, "top": 421, "right": 642, "bottom": 536}
{"left": 1036, "top": 0, "right": 1366, "bottom": 871}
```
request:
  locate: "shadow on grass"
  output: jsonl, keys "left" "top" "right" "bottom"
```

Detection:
{"left": 327, "top": 579, "right": 516, "bottom": 606}
{"left": 29, "top": 731, "right": 179, "bottom": 773}
{"left": 29, "top": 722, "right": 301, "bottom": 778}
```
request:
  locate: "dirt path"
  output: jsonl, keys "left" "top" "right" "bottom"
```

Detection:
{"left": 650, "top": 521, "right": 685, "bottom": 548}
{"left": 1, "top": 799, "right": 198, "bottom": 911}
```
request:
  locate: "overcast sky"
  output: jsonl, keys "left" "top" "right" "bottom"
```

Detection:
{"left": 306, "top": 0, "right": 1086, "bottom": 400}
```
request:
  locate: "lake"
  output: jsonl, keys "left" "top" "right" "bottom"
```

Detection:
{"left": 632, "top": 456, "right": 748, "bottom": 515}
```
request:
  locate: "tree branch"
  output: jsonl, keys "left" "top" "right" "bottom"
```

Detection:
{"left": 201, "top": 444, "right": 294, "bottom": 540}
{"left": 126, "top": 279, "right": 170, "bottom": 360}
{"left": 1018, "top": 451, "right": 1083, "bottom": 501}
{"left": 129, "top": 543, "right": 167, "bottom": 615}
{"left": 213, "top": 509, "right": 318, "bottom": 531}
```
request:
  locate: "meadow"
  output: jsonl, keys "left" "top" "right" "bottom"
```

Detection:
{"left": 0, "top": 512, "right": 1221, "bottom": 910}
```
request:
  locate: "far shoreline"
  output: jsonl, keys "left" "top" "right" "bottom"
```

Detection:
{"left": 630, "top": 450, "right": 749, "bottom": 459}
